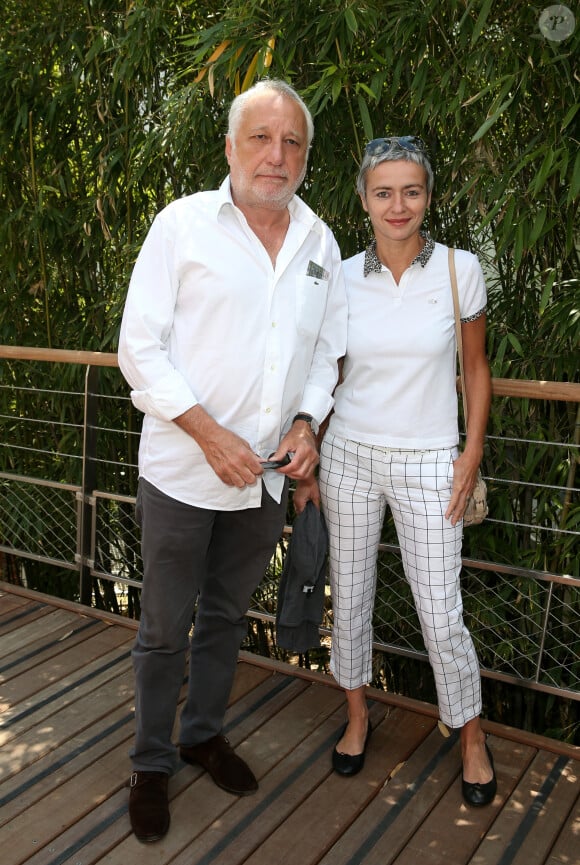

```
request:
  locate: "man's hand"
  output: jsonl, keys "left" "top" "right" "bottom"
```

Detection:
{"left": 268, "top": 418, "right": 319, "bottom": 481}
{"left": 173, "top": 405, "right": 263, "bottom": 488}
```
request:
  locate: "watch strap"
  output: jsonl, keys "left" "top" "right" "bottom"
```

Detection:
{"left": 292, "top": 412, "right": 319, "bottom": 435}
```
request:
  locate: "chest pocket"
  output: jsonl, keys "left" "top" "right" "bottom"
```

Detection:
{"left": 295, "top": 276, "right": 329, "bottom": 336}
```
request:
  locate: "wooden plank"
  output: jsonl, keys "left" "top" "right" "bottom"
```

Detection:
{"left": 0, "top": 608, "right": 97, "bottom": 666}
{"left": 469, "top": 750, "right": 580, "bottom": 865}
{"left": 0, "top": 664, "right": 135, "bottom": 798}
{"left": 0, "top": 697, "right": 134, "bottom": 825}
{"left": 0, "top": 624, "right": 133, "bottom": 706}
{"left": 387, "top": 737, "right": 528, "bottom": 865}
{"left": 172, "top": 700, "right": 396, "bottom": 865}
{"left": 0, "top": 345, "right": 118, "bottom": 367}
{"left": 22, "top": 787, "right": 130, "bottom": 865}
{"left": 228, "top": 659, "right": 275, "bottom": 704}
{"left": 1, "top": 734, "right": 135, "bottom": 865}
{"left": 0, "top": 591, "right": 37, "bottom": 616}
{"left": 3, "top": 348, "right": 579, "bottom": 400}
{"left": 90, "top": 680, "right": 350, "bottom": 865}
{"left": 483, "top": 719, "right": 580, "bottom": 762}
{"left": 0, "top": 582, "right": 140, "bottom": 632}
{"left": 3, "top": 661, "right": 279, "bottom": 865}
{"left": 319, "top": 735, "right": 537, "bottom": 865}
{"left": 1, "top": 584, "right": 579, "bottom": 865}
{"left": 317, "top": 726, "right": 461, "bottom": 865}
{"left": 0, "top": 660, "right": 296, "bottom": 833}
{"left": 0, "top": 614, "right": 106, "bottom": 682}
{"left": 544, "top": 795, "right": 580, "bottom": 865}
{"left": 171, "top": 708, "right": 359, "bottom": 865}
{"left": 3, "top": 669, "right": 316, "bottom": 864}
{"left": 0, "top": 600, "right": 53, "bottom": 638}
{"left": 171, "top": 703, "right": 358, "bottom": 865}
{"left": 0, "top": 643, "right": 133, "bottom": 744}
{"left": 489, "top": 378, "right": 580, "bottom": 403}
{"left": 238, "top": 706, "right": 436, "bottom": 865}
{"left": 17, "top": 729, "right": 223, "bottom": 865}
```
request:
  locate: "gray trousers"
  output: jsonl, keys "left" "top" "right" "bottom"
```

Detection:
{"left": 131, "top": 477, "right": 288, "bottom": 774}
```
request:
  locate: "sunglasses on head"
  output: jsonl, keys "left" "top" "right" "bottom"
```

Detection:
{"left": 365, "top": 136, "right": 426, "bottom": 156}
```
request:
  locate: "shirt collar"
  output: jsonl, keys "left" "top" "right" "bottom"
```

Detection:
{"left": 217, "top": 176, "right": 323, "bottom": 237}
{"left": 216, "top": 174, "right": 324, "bottom": 237}
{"left": 363, "top": 231, "right": 435, "bottom": 277}
{"left": 217, "top": 176, "right": 235, "bottom": 214}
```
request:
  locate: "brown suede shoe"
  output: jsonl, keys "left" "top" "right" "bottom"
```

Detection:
{"left": 180, "top": 734, "right": 258, "bottom": 795}
{"left": 128, "top": 771, "right": 170, "bottom": 842}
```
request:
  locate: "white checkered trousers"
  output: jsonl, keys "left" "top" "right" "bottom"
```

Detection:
{"left": 319, "top": 432, "right": 482, "bottom": 729}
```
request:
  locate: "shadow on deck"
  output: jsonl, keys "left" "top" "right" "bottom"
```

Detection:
{"left": 1, "top": 582, "right": 579, "bottom": 865}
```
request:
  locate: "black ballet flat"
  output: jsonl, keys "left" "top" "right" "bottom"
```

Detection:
{"left": 332, "top": 719, "right": 373, "bottom": 777}
{"left": 462, "top": 742, "right": 497, "bottom": 807}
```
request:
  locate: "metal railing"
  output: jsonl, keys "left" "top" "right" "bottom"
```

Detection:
{"left": 1, "top": 345, "right": 579, "bottom": 702}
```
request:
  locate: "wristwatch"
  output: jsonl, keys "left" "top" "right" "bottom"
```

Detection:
{"left": 292, "top": 412, "right": 319, "bottom": 436}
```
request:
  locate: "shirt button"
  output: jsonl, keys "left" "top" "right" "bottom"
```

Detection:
{"left": 265, "top": 407, "right": 272, "bottom": 414}
{"left": 271, "top": 321, "right": 277, "bottom": 328}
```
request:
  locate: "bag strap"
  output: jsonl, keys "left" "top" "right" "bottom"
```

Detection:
{"left": 448, "top": 247, "right": 469, "bottom": 427}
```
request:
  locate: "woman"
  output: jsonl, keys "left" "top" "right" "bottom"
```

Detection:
{"left": 296, "top": 136, "right": 495, "bottom": 806}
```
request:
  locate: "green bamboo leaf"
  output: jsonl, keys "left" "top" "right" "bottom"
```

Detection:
{"left": 449, "top": 175, "right": 479, "bottom": 209}
{"left": 410, "top": 62, "right": 428, "bottom": 106}
{"left": 513, "top": 220, "right": 525, "bottom": 269}
{"left": 494, "top": 334, "right": 508, "bottom": 370}
{"left": 369, "top": 70, "right": 387, "bottom": 101}
{"left": 357, "top": 93, "right": 374, "bottom": 141}
{"left": 560, "top": 103, "right": 579, "bottom": 131}
{"left": 331, "top": 76, "right": 342, "bottom": 103}
{"left": 461, "top": 74, "right": 513, "bottom": 108}
{"left": 357, "top": 82, "right": 378, "bottom": 103}
{"left": 558, "top": 148, "right": 569, "bottom": 182}
{"left": 567, "top": 151, "right": 580, "bottom": 203}
{"left": 539, "top": 271, "right": 556, "bottom": 316}
{"left": 421, "top": 89, "right": 437, "bottom": 126}
{"left": 507, "top": 332, "right": 524, "bottom": 356}
{"left": 344, "top": 6, "right": 358, "bottom": 34}
{"left": 531, "top": 149, "right": 556, "bottom": 196}
{"left": 471, "top": 96, "right": 514, "bottom": 142}
{"left": 528, "top": 206, "right": 547, "bottom": 247}
{"left": 471, "top": 0, "right": 494, "bottom": 47}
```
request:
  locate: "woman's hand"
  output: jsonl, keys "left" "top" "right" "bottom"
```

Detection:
{"left": 293, "top": 475, "right": 321, "bottom": 514}
{"left": 446, "top": 314, "right": 491, "bottom": 525}
{"left": 446, "top": 450, "right": 481, "bottom": 526}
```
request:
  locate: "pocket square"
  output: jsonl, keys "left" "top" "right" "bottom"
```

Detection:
{"left": 306, "top": 260, "right": 329, "bottom": 280}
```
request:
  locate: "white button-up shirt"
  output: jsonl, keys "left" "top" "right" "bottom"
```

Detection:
{"left": 118, "top": 177, "right": 347, "bottom": 509}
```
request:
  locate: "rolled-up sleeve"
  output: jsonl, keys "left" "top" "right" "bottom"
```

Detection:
{"left": 118, "top": 211, "right": 199, "bottom": 422}
{"left": 298, "top": 234, "right": 348, "bottom": 424}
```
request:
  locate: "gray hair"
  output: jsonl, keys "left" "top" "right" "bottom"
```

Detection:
{"left": 356, "top": 137, "right": 434, "bottom": 200}
{"left": 227, "top": 79, "right": 314, "bottom": 147}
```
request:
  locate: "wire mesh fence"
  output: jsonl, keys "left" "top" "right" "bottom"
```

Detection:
{"left": 0, "top": 351, "right": 579, "bottom": 708}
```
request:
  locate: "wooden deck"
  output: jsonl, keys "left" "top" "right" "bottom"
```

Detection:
{"left": 1, "top": 583, "right": 579, "bottom": 865}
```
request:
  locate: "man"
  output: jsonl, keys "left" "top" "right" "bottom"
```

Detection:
{"left": 118, "top": 79, "right": 346, "bottom": 842}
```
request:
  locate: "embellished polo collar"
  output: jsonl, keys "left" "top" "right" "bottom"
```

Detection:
{"left": 363, "top": 231, "right": 435, "bottom": 277}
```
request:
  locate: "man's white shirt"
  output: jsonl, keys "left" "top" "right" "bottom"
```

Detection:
{"left": 118, "top": 177, "right": 346, "bottom": 509}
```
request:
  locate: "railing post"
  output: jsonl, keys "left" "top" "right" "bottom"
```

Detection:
{"left": 79, "top": 365, "right": 100, "bottom": 606}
